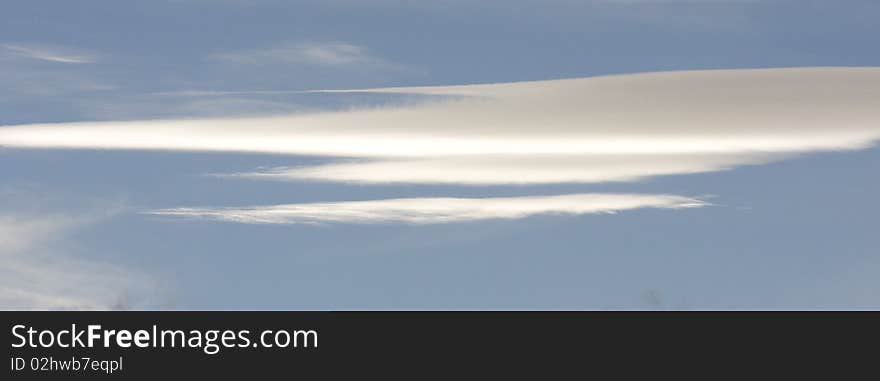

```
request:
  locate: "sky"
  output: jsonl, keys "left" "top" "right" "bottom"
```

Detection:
{"left": 1, "top": 0, "right": 879, "bottom": 310}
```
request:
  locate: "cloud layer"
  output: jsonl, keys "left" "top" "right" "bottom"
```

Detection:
{"left": 2, "top": 67, "right": 878, "bottom": 186}
{"left": 147, "top": 193, "right": 707, "bottom": 225}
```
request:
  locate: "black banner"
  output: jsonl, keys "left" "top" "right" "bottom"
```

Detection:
{"left": 3, "top": 312, "right": 877, "bottom": 378}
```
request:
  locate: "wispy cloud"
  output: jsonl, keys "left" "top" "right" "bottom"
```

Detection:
{"left": 147, "top": 193, "right": 708, "bottom": 225}
{"left": 211, "top": 41, "right": 404, "bottom": 70}
{"left": 0, "top": 196, "right": 158, "bottom": 310}
{"left": 0, "top": 43, "right": 109, "bottom": 101}
{"left": 0, "top": 214, "right": 79, "bottom": 255}
{"left": 2, "top": 67, "right": 878, "bottom": 186}
{"left": 1, "top": 43, "right": 96, "bottom": 64}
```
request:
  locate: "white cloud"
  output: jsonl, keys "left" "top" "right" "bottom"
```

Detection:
{"left": 212, "top": 41, "right": 403, "bottom": 70}
{"left": 147, "top": 193, "right": 708, "bottom": 225}
{"left": 1, "top": 67, "right": 878, "bottom": 186}
{"left": 1, "top": 43, "right": 96, "bottom": 64}
{"left": 228, "top": 153, "right": 777, "bottom": 185}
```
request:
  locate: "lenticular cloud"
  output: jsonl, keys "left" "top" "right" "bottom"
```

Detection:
{"left": 1, "top": 67, "right": 878, "bottom": 186}
{"left": 2, "top": 67, "right": 879, "bottom": 224}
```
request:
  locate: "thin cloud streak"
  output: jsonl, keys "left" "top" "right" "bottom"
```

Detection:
{"left": 1, "top": 67, "right": 879, "bottom": 185}
{"left": 1, "top": 43, "right": 95, "bottom": 64}
{"left": 147, "top": 193, "right": 708, "bottom": 225}
{"left": 211, "top": 41, "right": 404, "bottom": 70}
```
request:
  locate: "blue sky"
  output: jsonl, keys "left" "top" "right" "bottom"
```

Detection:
{"left": 1, "top": 1, "right": 879, "bottom": 309}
